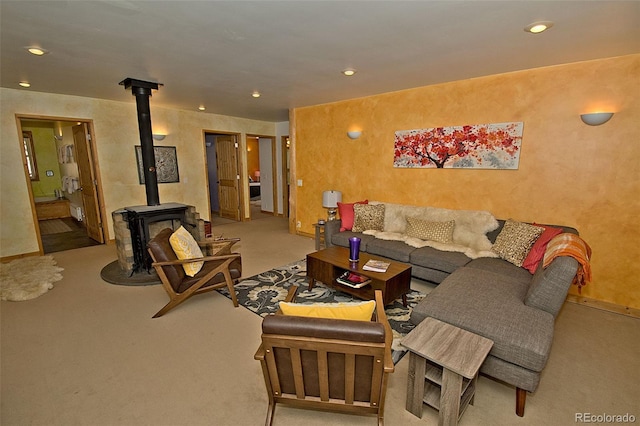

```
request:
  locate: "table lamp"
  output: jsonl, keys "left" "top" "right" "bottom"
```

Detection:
{"left": 322, "top": 190, "right": 342, "bottom": 221}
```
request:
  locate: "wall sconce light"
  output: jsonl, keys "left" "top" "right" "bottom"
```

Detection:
{"left": 322, "top": 190, "right": 342, "bottom": 221}
{"left": 580, "top": 112, "right": 614, "bottom": 126}
{"left": 347, "top": 130, "right": 362, "bottom": 140}
{"left": 152, "top": 134, "right": 166, "bottom": 141}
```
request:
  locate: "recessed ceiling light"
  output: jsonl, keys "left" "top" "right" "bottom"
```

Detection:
{"left": 252, "top": 91, "right": 261, "bottom": 98}
{"left": 524, "top": 21, "right": 554, "bottom": 34}
{"left": 25, "top": 46, "right": 49, "bottom": 56}
{"left": 19, "top": 81, "right": 31, "bottom": 88}
{"left": 198, "top": 106, "right": 206, "bottom": 111}
{"left": 342, "top": 69, "right": 356, "bottom": 76}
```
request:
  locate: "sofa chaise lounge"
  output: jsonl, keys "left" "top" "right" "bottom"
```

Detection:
{"left": 324, "top": 201, "right": 583, "bottom": 416}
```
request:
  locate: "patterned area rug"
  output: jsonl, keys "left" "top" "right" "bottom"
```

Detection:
{"left": 217, "top": 259, "right": 426, "bottom": 363}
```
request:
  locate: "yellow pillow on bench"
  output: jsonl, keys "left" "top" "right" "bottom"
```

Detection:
{"left": 279, "top": 300, "right": 376, "bottom": 321}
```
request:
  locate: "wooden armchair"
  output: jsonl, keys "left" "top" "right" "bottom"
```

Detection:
{"left": 254, "top": 287, "right": 394, "bottom": 425}
{"left": 147, "top": 228, "right": 242, "bottom": 318}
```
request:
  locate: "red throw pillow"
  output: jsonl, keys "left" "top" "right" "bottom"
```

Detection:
{"left": 522, "top": 225, "right": 563, "bottom": 273}
{"left": 338, "top": 200, "right": 368, "bottom": 231}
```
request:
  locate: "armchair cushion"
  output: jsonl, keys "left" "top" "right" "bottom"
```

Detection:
{"left": 279, "top": 300, "right": 376, "bottom": 321}
{"left": 148, "top": 228, "right": 186, "bottom": 291}
{"left": 169, "top": 226, "right": 204, "bottom": 276}
{"left": 262, "top": 314, "right": 386, "bottom": 343}
{"left": 177, "top": 257, "right": 242, "bottom": 293}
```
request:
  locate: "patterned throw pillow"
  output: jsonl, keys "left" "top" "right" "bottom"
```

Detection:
{"left": 169, "top": 226, "right": 204, "bottom": 277}
{"left": 352, "top": 204, "right": 385, "bottom": 233}
{"left": 405, "top": 217, "right": 455, "bottom": 243}
{"left": 492, "top": 219, "right": 544, "bottom": 267}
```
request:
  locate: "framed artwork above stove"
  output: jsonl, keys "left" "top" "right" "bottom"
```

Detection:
{"left": 135, "top": 145, "right": 180, "bottom": 184}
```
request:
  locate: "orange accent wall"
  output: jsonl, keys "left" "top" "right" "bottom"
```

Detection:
{"left": 246, "top": 137, "right": 260, "bottom": 180}
{"left": 293, "top": 54, "right": 640, "bottom": 310}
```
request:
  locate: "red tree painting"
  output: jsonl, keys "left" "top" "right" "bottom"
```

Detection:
{"left": 393, "top": 122, "right": 524, "bottom": 169}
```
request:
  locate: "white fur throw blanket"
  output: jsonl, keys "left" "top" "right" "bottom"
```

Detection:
{"left": 364, "top": 201, "right": 500, "bottom": 259}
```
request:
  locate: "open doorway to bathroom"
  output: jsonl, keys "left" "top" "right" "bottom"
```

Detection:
{"left": 18, "top": 116, "right": 104, "bottom": 253}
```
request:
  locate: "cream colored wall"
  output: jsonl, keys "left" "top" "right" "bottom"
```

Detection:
{"left": 1, "top": 89, "right": 275, "bottom": 258}
{"left": 293, "top": 55, "right": 640, "bottom": 310}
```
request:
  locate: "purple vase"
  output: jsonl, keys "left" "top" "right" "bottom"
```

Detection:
{"left": 349, "top": 237, "right": 361, "bottom": 262}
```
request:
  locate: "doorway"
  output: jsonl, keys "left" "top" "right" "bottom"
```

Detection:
{"left": 247, "top": 134, "right": 277, "bottom": 220}
{"left": 205, "top": 131, "right": 279, "bottom": 225}
{"left": 205, "top": 132, "right": 242, "bottom": 223}
{"left": 18, "top": 116, "right": 105, "bottom": 253}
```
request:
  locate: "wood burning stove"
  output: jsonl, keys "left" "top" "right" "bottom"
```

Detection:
{"left": 124, "top": 203, "right": 189, "bottom": 273}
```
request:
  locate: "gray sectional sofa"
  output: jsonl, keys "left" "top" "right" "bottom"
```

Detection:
{"left": 324, "top": 201, "right": 579, "bottom": 417}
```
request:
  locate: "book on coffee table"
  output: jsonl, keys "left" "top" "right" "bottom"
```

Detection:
{"left": 363, "top": 259, "right": 391, "bottom": 273}
{"left": 336, "top": 271, "right": 371, "bottom": 288}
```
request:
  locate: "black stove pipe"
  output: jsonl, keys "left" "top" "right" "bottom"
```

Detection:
{"left": 120, "top": 78, "right": 163, "bottom": 206}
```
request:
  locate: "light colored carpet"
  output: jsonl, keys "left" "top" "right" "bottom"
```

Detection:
{"left": 0, "top": 255, "right": 64, "bottom": 301}
{"left": 1, "top": 216, "right": 639, "bottom": 426}
{"left": 39, "top": 218, "right": 74, "bottom": 234}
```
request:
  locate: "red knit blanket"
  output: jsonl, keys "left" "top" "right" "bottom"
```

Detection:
{"left": 543, "top": 233, "right": 592, "bottom": 293}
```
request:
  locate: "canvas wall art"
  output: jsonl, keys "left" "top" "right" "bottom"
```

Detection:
{"left": 393, "top": 122, "right": 524, "bottom": 169}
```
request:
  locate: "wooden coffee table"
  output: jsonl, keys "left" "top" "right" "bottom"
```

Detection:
{"left": 306, "top": 246, "right": 411, "bottom": 306}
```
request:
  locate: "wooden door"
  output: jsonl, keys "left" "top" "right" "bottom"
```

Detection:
{"left": 215, "top": 135, "right": 241, "bottom": 221}
{"left": 281, "top": 136, "right": 290, "bottom": 218}
{"left": 73, "top": 124, "right": 104, "bottom": 243}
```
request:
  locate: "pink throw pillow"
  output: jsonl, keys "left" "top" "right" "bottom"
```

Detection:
{"left": 522, "top": 225, "right": 563, "bottom": 273}
{"left": 338, "top": 200, "right": 368, "bottom": 231}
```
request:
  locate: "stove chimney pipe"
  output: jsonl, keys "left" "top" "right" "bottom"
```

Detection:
{"left": 120, "top": 78, "right": 163, "bottom": 206}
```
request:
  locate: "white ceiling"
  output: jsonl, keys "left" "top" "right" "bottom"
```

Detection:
{"left": 2, "top": 1, "right": 638, "bottom": 122}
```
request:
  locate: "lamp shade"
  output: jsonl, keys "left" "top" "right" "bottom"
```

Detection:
{"left": 322, "top": 190, "right": 342, "bottom": 208}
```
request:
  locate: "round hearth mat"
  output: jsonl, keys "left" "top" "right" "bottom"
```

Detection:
{"left": 100, "top": 260, "right": 161, "bottom": 286}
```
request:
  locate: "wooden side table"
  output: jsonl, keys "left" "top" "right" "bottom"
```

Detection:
{"left": 313, "top": 222, "right": 326, "bottom": 250}
{"left": 401, "top": 317, "right": 493, "bottom": 426}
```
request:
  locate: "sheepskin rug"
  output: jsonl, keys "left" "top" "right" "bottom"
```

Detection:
{"left": 0, "top": 255, "right": 63, "bottom": 301}
{"left": 366, "top": 201, "right": 500, "bottom": 258}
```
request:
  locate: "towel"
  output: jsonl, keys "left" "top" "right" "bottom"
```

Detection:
{"left": 543, "top": 233, "right": 592, "bottom": 293}
{"left": 62, "top": 176, "right": 79, "bottom": 194}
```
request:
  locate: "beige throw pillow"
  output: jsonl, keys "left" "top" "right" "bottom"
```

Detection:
{"left": 352, "top": 204, "right": 385, "bottom": 233}
{"left": 169, "top": 226, "right": 204, "bottom": 277}
{"left": 492, "top": 219, "right": 544, "bottom": 267}
{"left": 406, "top": 217, "right": 455, "bottom": 243}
